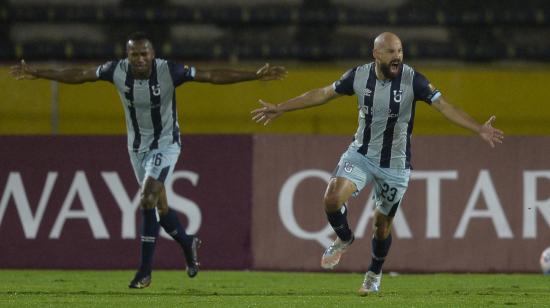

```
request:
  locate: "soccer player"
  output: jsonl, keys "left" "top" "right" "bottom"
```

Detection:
{"left": 251, "top": 32, "right": 503, "bottom": 295}
{"left": 10, "top": 32, "right": 286, "bottom": 289}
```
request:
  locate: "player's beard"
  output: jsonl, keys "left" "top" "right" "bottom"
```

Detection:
{"left": 131, "top": 64, "right": 152, "bottom": 79}
{"left": 380, "top": 61, "right": 402, "bottom": 79}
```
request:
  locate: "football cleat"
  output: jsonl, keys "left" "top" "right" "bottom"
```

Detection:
{"left": 128, "top": 272, "right": 152, "bottom": 289}
{"left": 186, "top": 236, "right": 201, "bottom": 278}
{"left": 321, "top": 235, "right": 354, "bottom": 269}
{"left": 358, "top": 271, "right": 382, "bottom": 296}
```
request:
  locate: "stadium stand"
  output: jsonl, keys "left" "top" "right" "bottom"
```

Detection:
{"left": 3, "top": 0, "right": 550, "bottom": 61}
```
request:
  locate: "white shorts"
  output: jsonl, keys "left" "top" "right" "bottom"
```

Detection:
{"left": 129, "top": 142, "right": 181, "bottom": 186}
{"left": 333, "top": 145, "right": 411, "bottom": 216}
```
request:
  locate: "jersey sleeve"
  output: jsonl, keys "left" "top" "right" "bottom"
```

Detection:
{"left": 167, "top": 61, "right": 196, "bottom": 86}
{"left": 332, "top": 67, "right": 357, "bottom": 96}
{"left": 413, "top": 71, "right": 441, "bottom": 104}
{"left": 96, "top": 60, "right": 117, "bottom": 82}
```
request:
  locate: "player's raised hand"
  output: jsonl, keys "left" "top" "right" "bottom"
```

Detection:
{"left": 479, "top": 115, "right": 504, "bottom": 148}
{"left": 251, "top": 99, "right": 283, "bottom": 126}
{"left": 256, "top": 63, "right": 287, "bottom": 81}
{"left": 10, "top": 59, "right": 38, "bottom": 80}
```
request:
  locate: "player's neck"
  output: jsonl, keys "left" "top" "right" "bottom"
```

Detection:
{"left": 374, "top": 63, "right": 390, "bottom": 81}
{"left": 130, "top": 65, "right": 152, "bottom": 79}
{"left": 131, "top": 68, "right": 152, "bottom": 79}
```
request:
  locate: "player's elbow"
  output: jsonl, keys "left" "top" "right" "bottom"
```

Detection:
{"left": 310, "top": 88, "right": 332, "bottom": 105}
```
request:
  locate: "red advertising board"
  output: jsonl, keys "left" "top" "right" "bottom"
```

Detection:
{"left": 0, "top": 136, "right": 253, "bottom": 269}
{"left": 251, "top": 136, "right": 550, "bottom": 273}
{"left": 1, "top": 135, "right": 549, "bottom": 272}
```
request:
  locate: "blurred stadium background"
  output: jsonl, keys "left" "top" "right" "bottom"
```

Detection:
{"left": 1, "top": 0, "right": 550, "bottom": 277}
{"left": 1, "top": 0, "right": 550, "bottom": 135}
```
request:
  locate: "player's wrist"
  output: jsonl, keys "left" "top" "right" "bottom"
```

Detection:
{"left": 476, "top": 124, "right": 485, "bottom": 134}
{"left": 275, "top": 103, "right": 285, "bottom": 113}
{"left": 26, "top": 66, "right": 38, "bottom": 77}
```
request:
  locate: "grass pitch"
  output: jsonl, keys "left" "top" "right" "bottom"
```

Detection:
{"left": 0, "top": 270, "right": 548, "bottom": 307}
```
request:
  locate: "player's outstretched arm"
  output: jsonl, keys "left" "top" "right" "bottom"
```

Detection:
{"left": 194, "top": 63, "right": 287, "bottom": 84}
{"left": 251, "top": 85, "right": 340, "bottom": 126}
{"left": 10, "top": 59, "right": 99, "bottom": 84}
{"left": 432, "top": 95, "right": 504, "bottom": 148}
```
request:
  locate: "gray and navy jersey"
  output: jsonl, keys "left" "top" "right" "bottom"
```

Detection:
{"left": 333, "top": 63, "right": 441, "bottom": 169}
{"left": 96, "top": 58, "right": 195, "bottom": 153}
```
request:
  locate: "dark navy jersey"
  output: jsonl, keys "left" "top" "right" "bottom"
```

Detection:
{"left": 96, "top": 59, "right": 195, "bottom": 153}
{"left": 333, "top": 62, "right": 441, "bottom": 169}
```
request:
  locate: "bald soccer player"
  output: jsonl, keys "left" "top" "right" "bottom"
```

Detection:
{"left": 251, "top": 32, "right": 503, "bottom": 295}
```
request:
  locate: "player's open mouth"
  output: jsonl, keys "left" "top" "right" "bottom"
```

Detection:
{"left": 390, "top": 62, "right": 400, "bottom": 71}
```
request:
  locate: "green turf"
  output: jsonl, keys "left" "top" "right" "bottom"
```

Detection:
{"left": 0, "top": 270, "right": 548, "bottom": 307}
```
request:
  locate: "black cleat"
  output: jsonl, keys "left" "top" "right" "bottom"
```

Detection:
{"left": 186, "top": 236, "right": 201, "bottom": 278}
{"left": 128, "top": 272, "right": 151, "bottom": 289}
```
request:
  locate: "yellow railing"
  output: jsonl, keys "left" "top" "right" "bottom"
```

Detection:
{"left": 1, "top": 65, "right": 548, "bottom": 135}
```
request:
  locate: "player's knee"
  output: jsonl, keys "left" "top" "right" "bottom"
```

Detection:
{"left": 140, "top": 178, "right": 164, "bottom": 209}
{"left": 156, "top": 203, "right": 168, "bottom": 216}
{"left": 374, "top": 227, "right": 390, "bottom": 240}
{"left": 373, "top": 216, "right": 392, "bottom": 239}
{"left": 140, "top": 190, "right": 160, "bottom": 209}
{"left": 139, "top": 196, "right": 156, "bottom": 209}
{"left": 323, "top": 193, "right": 342, "bottom": 212}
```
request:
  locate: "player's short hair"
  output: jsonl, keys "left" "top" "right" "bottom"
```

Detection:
{"left": 126, "top": 31, "right": 154, "bottom": 50}
{"left": 127, "top": 32, "right": 152, "bottom": 43}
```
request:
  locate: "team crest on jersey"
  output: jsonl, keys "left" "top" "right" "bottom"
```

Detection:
{"left": 344, "top": 162, "right": 353, "bottom": 173}
{"left": 393, "top": 90, "right": 404, "bottom": 103}
{"left": 151, "top": 84, "right": 161, "bottom": 96}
